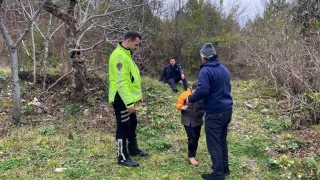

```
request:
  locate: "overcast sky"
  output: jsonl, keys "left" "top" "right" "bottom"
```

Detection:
{"left": 224, "top": 0, "right": 265, "bottom": 26}
{"left": 164, "top": 0, "right": 266, "bottom": 26}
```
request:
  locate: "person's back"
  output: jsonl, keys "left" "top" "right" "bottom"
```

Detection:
{"left": 197, "top": 56, "right": 233, "bottom": 114}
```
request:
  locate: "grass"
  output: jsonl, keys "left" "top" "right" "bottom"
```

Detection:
{"left": 0, "top": 75, "right": 316, "bottom": 179}
{"left": 0, "top": 67, "right": 10, "bottom": 75}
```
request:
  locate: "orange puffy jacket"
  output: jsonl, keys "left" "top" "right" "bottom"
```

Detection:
{"left": 176, "top": 89, "right": 204, "bottom": 127}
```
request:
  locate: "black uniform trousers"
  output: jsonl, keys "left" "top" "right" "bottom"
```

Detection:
{"left": 168, "top": 76, "right": 188, "bottom": 90}
{"left": 113, "top": 94, "right": 140, "bottom": 161}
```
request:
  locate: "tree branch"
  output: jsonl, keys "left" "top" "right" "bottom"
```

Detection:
{"left": 46, "top": 70, "right": 73, "bottom": 92}
{"left": 15, "top": 0, "right": 47, "bottom": 46}
{"left": 46, "top": 65, "right": 106, "bottom": 92}
{"left": 49, "top": 21, "right": 64, "bottom": 39}
{"left": 20, "top": 1, "right": 47, "bottom": 39}
{"left": 20, "top": 1, "right": 63, "bottom": 41}
{"left": 67, "top": 0, "right": 77, "bottom": 15}
{"left": 21, "top": 39, "right": 33, "bottom": 60}
{"left": 0, "top": 17, "right": 15, "bottom": 48}
{"left": 69, "top": 38, "right": 105, "bottom": 53}
{"left": 78, "top": 3, "right": 149, "bottom": 31}
{"left": 76, "top": 23, "right": 94, "bottom": 45}
{"left": 43, "top": 0, "right": 76, "bottom": 25}
{"left": 88, "top": 66, "right": 105, "bottom": 72}
{"left": 83, "top": 0, "right": 91, "bottom": 22}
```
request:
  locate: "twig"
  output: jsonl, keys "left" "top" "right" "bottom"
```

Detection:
{"left": 69, "top": 39, "right": 105, "bottom": 53}
{"left": 45, "top": 66, "right": 105, "bottom": 92}
{"left": 78, "top": 2, "right": 149, "bottom": 31}
{"left": 46, "top": 70, "right": 73, "bottom": 92}
{"left": 88, "top": 66, "right": 105, "bottom": 72}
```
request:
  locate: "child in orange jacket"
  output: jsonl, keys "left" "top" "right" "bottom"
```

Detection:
{"left": 176, "top": 81, "right": 204, "bottom": 165}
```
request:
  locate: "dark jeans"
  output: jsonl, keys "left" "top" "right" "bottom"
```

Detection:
{"left": 113, "top": 95, "right": 140, "bottom": 160}
{"left": 184, "top": 125, "right": 202, "bottom": 158}
{"left": 205, "top": 109, "right": 232, "bottom": 178}
{"left": 167, "top": 76, "right": 188, "bottom": 90}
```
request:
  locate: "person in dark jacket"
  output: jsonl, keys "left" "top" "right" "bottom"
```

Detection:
{"left": 176, "top": 81, "right": 204, "bottom": 166}
{"left": 187, "top": 43, "right": 233, "bottom": 180}
{"left": 159, "top": 58, "right": 188, "bottom": 92}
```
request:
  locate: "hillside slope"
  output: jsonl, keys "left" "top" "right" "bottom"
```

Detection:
{"left": 0, "top": 74, "right": 319, "bottom": 179}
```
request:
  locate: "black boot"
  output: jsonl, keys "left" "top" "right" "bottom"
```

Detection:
{"left": 118, "top": 158, "right": 139, "bottom": 167}
{"left": 130, "top": 150, "right": 149, "bottom": 157}
{"left": 172, "top": 88, "right": 179, "bottom": 93}
{"left": 117, "top": 139, "right": 139, "bottom": 167}
{"left": 224, "top": 166, "right": 230, "bottom": 176}
{"left": 210, "top": 167, "right": 230, "bottom": 176}
{"left": 128, "top": 137, "right": 149, "bottom": 157}
{"left": 201, "top": 173, "right": 225, "bottom": 180}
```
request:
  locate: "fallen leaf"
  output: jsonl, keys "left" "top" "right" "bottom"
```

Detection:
{"left": 54, "top": 168, "right": 67, "bottom": 173}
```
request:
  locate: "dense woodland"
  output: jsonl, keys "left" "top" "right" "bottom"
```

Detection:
{"left": 0, "top": 0, "right": 319, "bottom": 179}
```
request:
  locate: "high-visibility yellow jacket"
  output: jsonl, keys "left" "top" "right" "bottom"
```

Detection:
{"left": 108, "top": 43, "right": 142, "bottom": 108}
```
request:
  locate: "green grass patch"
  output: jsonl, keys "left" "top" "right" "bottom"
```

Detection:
{"left": 0, "top": 77, "right": 316, "bottom": 179}
{"left": 0, "top": 157, "right": 25, "bottom": 171}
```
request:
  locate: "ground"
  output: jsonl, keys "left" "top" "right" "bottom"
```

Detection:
{"left": 0, "top": 70, "right": 319, "bottom": 179}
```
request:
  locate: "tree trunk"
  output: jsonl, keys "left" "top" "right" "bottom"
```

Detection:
{"left": 42, "top": 14, "right": 53, "bottom": 91}
{"left": 42, "top": 37, "right": 49, "bottom": 90}
{"left": 31, "top": 23, "right": 37, "bottom": 84}
{"left": 66, "top": 6, "right": 87, "bottom": 101}
{"left": 44, "top": 0, "right": 86, "bottom": 101}
{"left": 0, "top": 18, "right": 21, "bottom": 125}
{"left": 10, "top": 46, "right": 21, "bottom": 125}
{"left": 71, "top": 60, "right": 86, "bottom": 101}
{"left": 66, "top": 23, "right": 86, "bottom": 101}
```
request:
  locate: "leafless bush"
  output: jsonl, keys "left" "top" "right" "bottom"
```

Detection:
{"left": 242, "top": 16, "right": 320, "bottom": 126}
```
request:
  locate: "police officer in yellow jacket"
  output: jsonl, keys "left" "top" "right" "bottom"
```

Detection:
{"left": 108, "top": 32, "right": 148, "bottom": 167}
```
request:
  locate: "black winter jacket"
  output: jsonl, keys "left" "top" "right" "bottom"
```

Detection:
{"left": 159, "top": 64, "right": 184, "bottom": 82}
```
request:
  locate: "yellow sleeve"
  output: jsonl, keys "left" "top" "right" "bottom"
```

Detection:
{"left": 175, "top": 92, "right": 187, "bottom": 110}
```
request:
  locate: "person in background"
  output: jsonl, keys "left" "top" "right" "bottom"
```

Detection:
{"left": 187, "top": 43, "right": 233, "bottom": 180}
{"left": 176, "top": 81, "right": 204, "bottom": 166}
{"left": 159, "top": 58, "right": 188, "bottom": 92}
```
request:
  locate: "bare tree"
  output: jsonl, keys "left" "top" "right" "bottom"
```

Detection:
{"left": 241, "top": 0, "right": 320, "bottom": 126}
{"left": 20, "top": 0, "right": 64, "bottom": 90}
{"left": 0, "top": 0, "right": 46, "bottom": 125}
{"left": 42, "top": 0, "right": 159, "bottom": 101}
